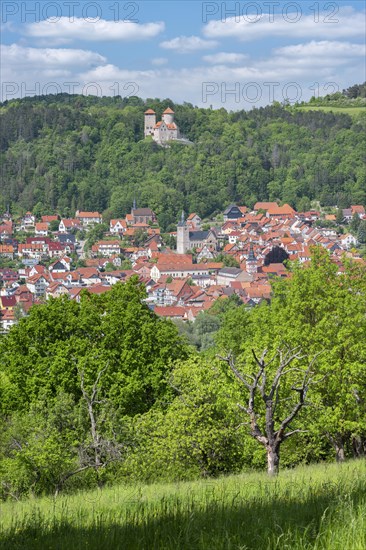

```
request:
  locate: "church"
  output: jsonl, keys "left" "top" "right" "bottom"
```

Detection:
{"left": 144, "top": 107, "right": 180, "bottom": 144}
{"left": 176, "top": 212, "right": 218, "bottom": 254}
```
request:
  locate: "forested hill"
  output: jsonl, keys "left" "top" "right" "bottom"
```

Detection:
{"left": 1, "top": 94, "right": 365, "bottom": 230}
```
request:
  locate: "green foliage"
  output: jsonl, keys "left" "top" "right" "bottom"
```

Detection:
{"left": 0, "top": 277, "right": 189, "bottom": 497}
{"left": 217, "top": 248, "right": 366, "bottom": 463}
{"left": 120, "top": 259, "right": 132, "bottom": 269}
{"left": 214, "top": 253, "right": 240, "bottom": 268}
{"left": 84, "top": 223, "right": 109, "bottom": 249}
{"left": 48, "top": 219, "right": 60, "bottom": 232}
{"left": 350, "top": 212, "right": 361, "bottom": 234}
{"left": 357, "top": 220, "right": 366, "bottom": 243}
{"left": 121, "top": 357, "right": 259, "bottom": 481}
{"left": 133, "top": 229, "right": 148, "bottom": 247}
{"left": 173, "top": 296, "right": 243, "bottom": 352}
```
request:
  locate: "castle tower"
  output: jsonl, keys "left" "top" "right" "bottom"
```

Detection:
{"left": 162, "top": 107, "right": 175, "bottom": 126}
{"left": 144, "top": 109, "right": 156, "bottom": 137}
{"left": 177, "top": 211, "right": 190, "bottom": 254}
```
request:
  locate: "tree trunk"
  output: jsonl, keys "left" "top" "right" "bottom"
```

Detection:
{"left": 352, "top": 436, "right": 365, "bottom": 458}
{"left": 334, "top": 438, "right": 345, "bottom": 462}
{"left": 267, "top": 446, "right": 280, "bottom": 476}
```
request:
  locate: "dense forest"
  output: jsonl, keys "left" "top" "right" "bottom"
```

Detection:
{"left": 0, "top": 250, "right": 365, "bottom": 498}
{"left": 1, "top": 92, "right": 365, "bottom": 229}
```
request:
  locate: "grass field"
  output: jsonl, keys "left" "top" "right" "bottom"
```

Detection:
{"left": 0, "top": 460, "right": 365, "bottom": 549}
{"left": 295, "top": 106, "right": 366, "bottom": 117}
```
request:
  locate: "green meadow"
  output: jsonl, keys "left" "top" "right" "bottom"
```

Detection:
{"left": 295, "top": 105, "right": 366, "bottom": 117}
{"left": 1, "top": 460, "right": 365, "bottom": 550}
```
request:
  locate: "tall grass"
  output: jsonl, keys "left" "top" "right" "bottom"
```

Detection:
{"left": 0, "top": 460, "right": 365, "bottom": 549}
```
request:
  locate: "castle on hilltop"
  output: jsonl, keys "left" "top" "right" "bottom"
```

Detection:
{"left": 144, "top": 107, "right": 180, "bottom": 144}
{"left": 144, "top": 107, "right": 188, "bottom": 145}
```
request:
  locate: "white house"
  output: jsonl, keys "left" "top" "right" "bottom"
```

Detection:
{"left": 35, "top": 223, "right": 49, "bottom": 236}
{"left": 110, "top": 219, "right": 126, "bottom": 234}
{"left": 340, "top": 233, "right": 358, "bottom": 249}
{"left": 20, "top": 212, "right": 35, "bottom": 231}
{"left": 76, "top": 211, "right": 103, "bottom": 227}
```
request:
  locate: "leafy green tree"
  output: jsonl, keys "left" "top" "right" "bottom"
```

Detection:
{"left": 336, "top": 208, "right": 344, "bottom": 225}
{"left": 122, "top": 357, "right": 258, "bottom": 481}
{"left": 85, "top": 223, "right": 109, "bottom": 249}
{"left": 217, "top": 248, "right": 366, "bottom": 465}
{"left": 270, "top": 250, "right": 366, "bottom": 461}
{"left": 0, "top": 392, "right": 81, "bottom": 498}
{"left": 49, "top": 219, "right": 60, "bottom": 232}
{"left": 133, "top": 229, "right": 148, "bottom": 247}
{"left": 120, "top": 259, "right": 132, "bottom": 270}
{"left": 0, "top": 277, "right": 190, "bottom": 496}
{"left": 357, "top": 220, "right": 366, "bottom": 244}
{"left": 214, "top": 253, "right": 240, "bottom": 268}
{"left": 0, "top": 278, "right": 188, "bottom": 414}
{"left": 350, "top": 213, "right": 361, "bottom": 234}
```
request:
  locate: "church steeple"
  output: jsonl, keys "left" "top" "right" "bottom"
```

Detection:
{"left": 246, "top": 243, "right": 258, "bottom": 274}
{"left": 248, "top": 243, "right": 256, "bottom": 262}
{"left": 177, "top": 210, "right": 189, "bottom": 254}
{"left": 178, "top": 210, "right": 186, "bottom": 226}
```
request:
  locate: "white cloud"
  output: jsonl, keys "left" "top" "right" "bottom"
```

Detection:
{"left": 202, "top": 52, "right": 248, "bottom": 64}
{"left": 1, "top": 39, "right": 364, "bottom": 110}
{"left": 274, "top": 41, "right": 366, "bottom": 58}
{"left": 1, "top": 43, "right": 106, "bottom": 68}
{"left": 203, "top": 7, "right": 365, "bottom": 41}
{"left": 151, "top": 57, "right": 168, "bottom": 66}
{"left": 77, "top": 53, "right": 364, "bottom": 108}
{"left": 24, "top": 17, "right": 165, "bottom": 43}
{"left": 160, "top": 35, "right": 218, "bottom": 53}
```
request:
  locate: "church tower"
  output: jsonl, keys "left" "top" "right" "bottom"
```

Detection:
{"left": 144, "top": 109, "right": 156, "bottom": 137}
{"left": 246, "top": 243, "right": 258, "bottom": 274}
{"left": 177, "top": 211, "right": 190, "bottom": 254}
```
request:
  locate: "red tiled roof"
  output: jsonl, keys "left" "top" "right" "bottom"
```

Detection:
{"left": 35, "top": 223, "right": 48, "bottom": 231}
{"left": 254, "top": 202, "right": 278, "bottom": 211}
{"left": 154, "top": 306, "right": 185, "bottom": 318}
{"left": 0, "top": 295, "right": 16, "bottom": 307}
{"left": 267, "top": 204, "right": 296, "bottom": 216}
{"left": 77, "top": 212, "right": 102, "bottom": 218}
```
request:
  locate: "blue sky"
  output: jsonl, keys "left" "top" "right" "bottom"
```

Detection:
{"left": 1, "top": 1, "right": 365, "bottom": 109}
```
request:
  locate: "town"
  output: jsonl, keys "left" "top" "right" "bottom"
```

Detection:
{"left": 0, "top": 201, "right": 365, "bottom": 332}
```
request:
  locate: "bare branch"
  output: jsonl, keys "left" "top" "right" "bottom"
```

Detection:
{"left": 217, "top": 353, "right": 252, "bottom": 390}
{"left": 283, "top": 429, "right": 308, "bottom": 440}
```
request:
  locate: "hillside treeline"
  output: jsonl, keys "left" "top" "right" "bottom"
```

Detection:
{"left": 0, "top": 94, "right": 365, "bottom": 229}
